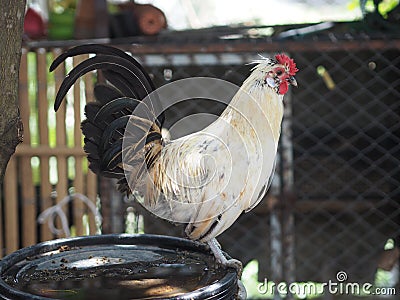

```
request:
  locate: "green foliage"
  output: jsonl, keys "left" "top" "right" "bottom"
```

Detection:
{"left": 125, "top": 209, "right": 145, "bottom": 234}
{"left": 48, "top": 0, "right": 77, "bottom": 14}
{"left": 348, "top": 0, "right": 399, "bottom": 18}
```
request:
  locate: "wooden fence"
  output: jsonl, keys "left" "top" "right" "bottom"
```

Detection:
{"left": 1, "top": 47, "right": 98, "bottom": 257}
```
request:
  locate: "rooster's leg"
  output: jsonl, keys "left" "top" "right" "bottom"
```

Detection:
{"left": 207, "top": 238, "right": 243, "bottom": 277}
{"left": 207, "top": 238, "right": 246, "bottom": 299}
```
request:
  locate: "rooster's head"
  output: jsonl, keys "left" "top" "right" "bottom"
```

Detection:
{"left": 253, "top": 53, "right": 298, "bottom": 95}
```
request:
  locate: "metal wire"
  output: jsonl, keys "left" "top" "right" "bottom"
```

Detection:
{"left": 114, "top": 35, "right": 400, "bottom": 291}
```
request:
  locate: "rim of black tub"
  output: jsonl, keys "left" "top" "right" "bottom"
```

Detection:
{"left": 0, "top": 234, "right": 238, "bottom": 300}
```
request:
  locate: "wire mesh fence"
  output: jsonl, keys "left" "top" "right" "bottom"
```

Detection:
{"left": 291, "top": 46, "right": 400, "bottom": 287}
{"left": 1, "top": 22, "right": 399, "bottom": 299}
{"left": 109, "top": 31, "right": 399, "bottom": 298}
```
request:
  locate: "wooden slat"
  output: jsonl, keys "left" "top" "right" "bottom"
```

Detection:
{"left": 21, "top": 37, "right": 400, "bottom": 55}
{"left": 19, "top": 48, "right": 37, "bottom": 247}
{"left": 37, "top": 48, "right": 53, "bottom": 241}
{"left": 53, "top": 48, "right": 68, "bottom": 235}
{"left": 73, "top": 55, "right": 84, "bottom": 236}
{"left": 15, "top": 144, "right": 85, "bottom": 156}
{"left": 84, "top": 71, "right": 98, "bottom": 235}
{"left": 3, "top": 158, "right": 18, "bottom": 254}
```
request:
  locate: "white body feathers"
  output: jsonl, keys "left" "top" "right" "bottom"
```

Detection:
{"left": 51, "top": 45, "right": 295, "bottom": 245}
{"left": 141, "top": 64, "right": 284, "bottom": 242}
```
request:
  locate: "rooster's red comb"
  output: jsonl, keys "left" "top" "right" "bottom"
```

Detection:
{"left": 275, "top": 54, "right": 298, "bottom": 76}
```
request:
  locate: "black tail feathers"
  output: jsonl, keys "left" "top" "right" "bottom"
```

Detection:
{"left": 51, "top": 44, "right": 164, "bottom": 194}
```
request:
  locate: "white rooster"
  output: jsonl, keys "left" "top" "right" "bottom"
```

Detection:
{"left": 51, "top": 45, "right": 298, "bottom": 275}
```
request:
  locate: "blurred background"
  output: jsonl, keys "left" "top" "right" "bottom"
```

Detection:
{"left": 2, "top": 0, "right": 400, "bottom": 299}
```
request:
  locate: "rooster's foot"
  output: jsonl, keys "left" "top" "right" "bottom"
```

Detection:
{"left": 207, "top": 238, "right": 243, "bottom": 278}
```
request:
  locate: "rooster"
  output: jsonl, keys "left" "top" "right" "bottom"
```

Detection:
{"left": 51, "top": 44, "right": 298, "bottom": 276}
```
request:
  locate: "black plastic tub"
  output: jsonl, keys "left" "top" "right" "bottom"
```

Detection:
{"left": 0, "top": 234, "right": 239, "bottom": 299}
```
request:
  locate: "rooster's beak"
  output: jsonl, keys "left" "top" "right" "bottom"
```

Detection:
{"left": 289, "top": 76, "right": 298, "bottom": 87}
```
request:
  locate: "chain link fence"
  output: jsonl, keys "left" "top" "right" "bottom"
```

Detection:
{"left": 292, "top": 45, "right": 400, "bottom": 287}
{"left": 94, "top": 27, "right": 400, "bottom": 299}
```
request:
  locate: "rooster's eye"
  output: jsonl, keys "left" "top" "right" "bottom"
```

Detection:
{"left": 276, "top": 70, "right": 283, "bottom": 76}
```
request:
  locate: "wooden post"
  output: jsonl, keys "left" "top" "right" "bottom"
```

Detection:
{"left": 0, "top": 1, "right": 25, "bottom": 254}
{"left": 19, "top": 48, "right": 37, "bottom": 247}
{"left": 281, "top": 83, "right": 296, "bottom": 299}
{"left": 0, "top": 0, "right": 25, "bottom": 182}
{"left": 53, "top": 48, "right": 68, "bottom": 235}
{"left": 37, "top": 48, "right": 53, "bottom": 241}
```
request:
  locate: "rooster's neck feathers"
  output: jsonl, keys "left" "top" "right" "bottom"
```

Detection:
{"left": 222, "top": 63, "right": 285, "bottom": 144}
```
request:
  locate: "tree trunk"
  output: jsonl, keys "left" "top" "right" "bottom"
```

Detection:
{"left": 0, "top": 0, "right": 26, "bottom": 183}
